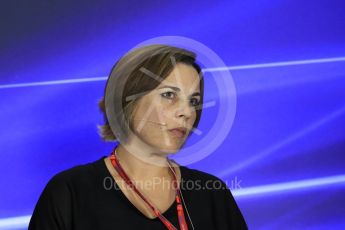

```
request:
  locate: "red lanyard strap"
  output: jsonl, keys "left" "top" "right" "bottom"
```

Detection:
{"left": 110, "top": 148, "right": 188, "bottom": 230}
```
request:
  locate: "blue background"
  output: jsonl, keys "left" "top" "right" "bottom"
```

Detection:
{"left": 1, "top": 0, "right": 345, "bottom": 229}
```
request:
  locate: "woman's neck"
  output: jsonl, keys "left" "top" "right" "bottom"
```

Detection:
{"left": 115, "top": 144, "right": 173, "bottom": 180}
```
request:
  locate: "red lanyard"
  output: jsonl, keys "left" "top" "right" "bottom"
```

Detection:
{"left": 110, "top": 147, "right": 189, "bottom": 230}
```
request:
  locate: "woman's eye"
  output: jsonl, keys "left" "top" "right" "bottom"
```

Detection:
{"left": 161, "top": 92, "right": 200, "bottom": 107}
{"left": 161, "top": 92, "right": 175, "bottom": 99}
{"left": 190, "top": 98, "right": 201, "bottom": 107}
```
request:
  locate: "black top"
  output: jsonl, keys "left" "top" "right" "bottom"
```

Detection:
{"left": 29, "top": 156, "right": 247, "bottom": 230}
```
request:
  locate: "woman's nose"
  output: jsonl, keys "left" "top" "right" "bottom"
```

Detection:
{"left": 175, "top": 99, "right": 193, "bottom": 119}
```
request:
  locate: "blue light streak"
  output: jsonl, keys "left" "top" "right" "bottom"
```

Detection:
{"left": 1, "top": 56, "right": 345, "bottom": 89}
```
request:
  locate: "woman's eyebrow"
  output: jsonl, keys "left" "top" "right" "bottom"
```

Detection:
{"left": 158, "top": 85, "right": 200, "bottom": 96}
{"left": 158, "top": 85, "right": 180, "bottom": 91}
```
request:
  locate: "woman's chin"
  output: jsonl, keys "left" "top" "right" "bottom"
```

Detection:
{"left": 155, "top": 144, "right": 182, "bottom": 154}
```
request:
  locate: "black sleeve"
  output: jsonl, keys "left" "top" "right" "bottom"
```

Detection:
{"left": 28, "top": 173, "right": 73, "bottom": 230}
{"left": 223, "top": 187, "right": 248, "bottom": 229}
{"left": 211, "top": 178, "right": 248, "bottom": 230}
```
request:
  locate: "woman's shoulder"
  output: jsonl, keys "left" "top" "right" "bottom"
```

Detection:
{"left": 45, "top": 156, "right": 106, "bottom": 189}
{"left": 180, "top": 165, "right": 226, "bottom": 181}
{"left": 180, "top": 165, "right": 248, "bottom": 229}
{"left": 29, "top": 157, "right": 107, "bottom": 229}
{"left": 180, "top": 165, "right": 230, "bottom": 190}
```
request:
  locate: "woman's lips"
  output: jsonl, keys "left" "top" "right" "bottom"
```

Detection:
{"left": 169, "top": 129, "right": 186, "bottom": 138}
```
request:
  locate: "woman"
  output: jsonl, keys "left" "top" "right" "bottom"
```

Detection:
{"left": 29, "top": 44, "right": 248, "bottom": 229}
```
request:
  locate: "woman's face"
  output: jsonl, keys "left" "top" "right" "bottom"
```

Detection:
{"left": 130, "top": 63, "right": 201, "bottom": 153}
